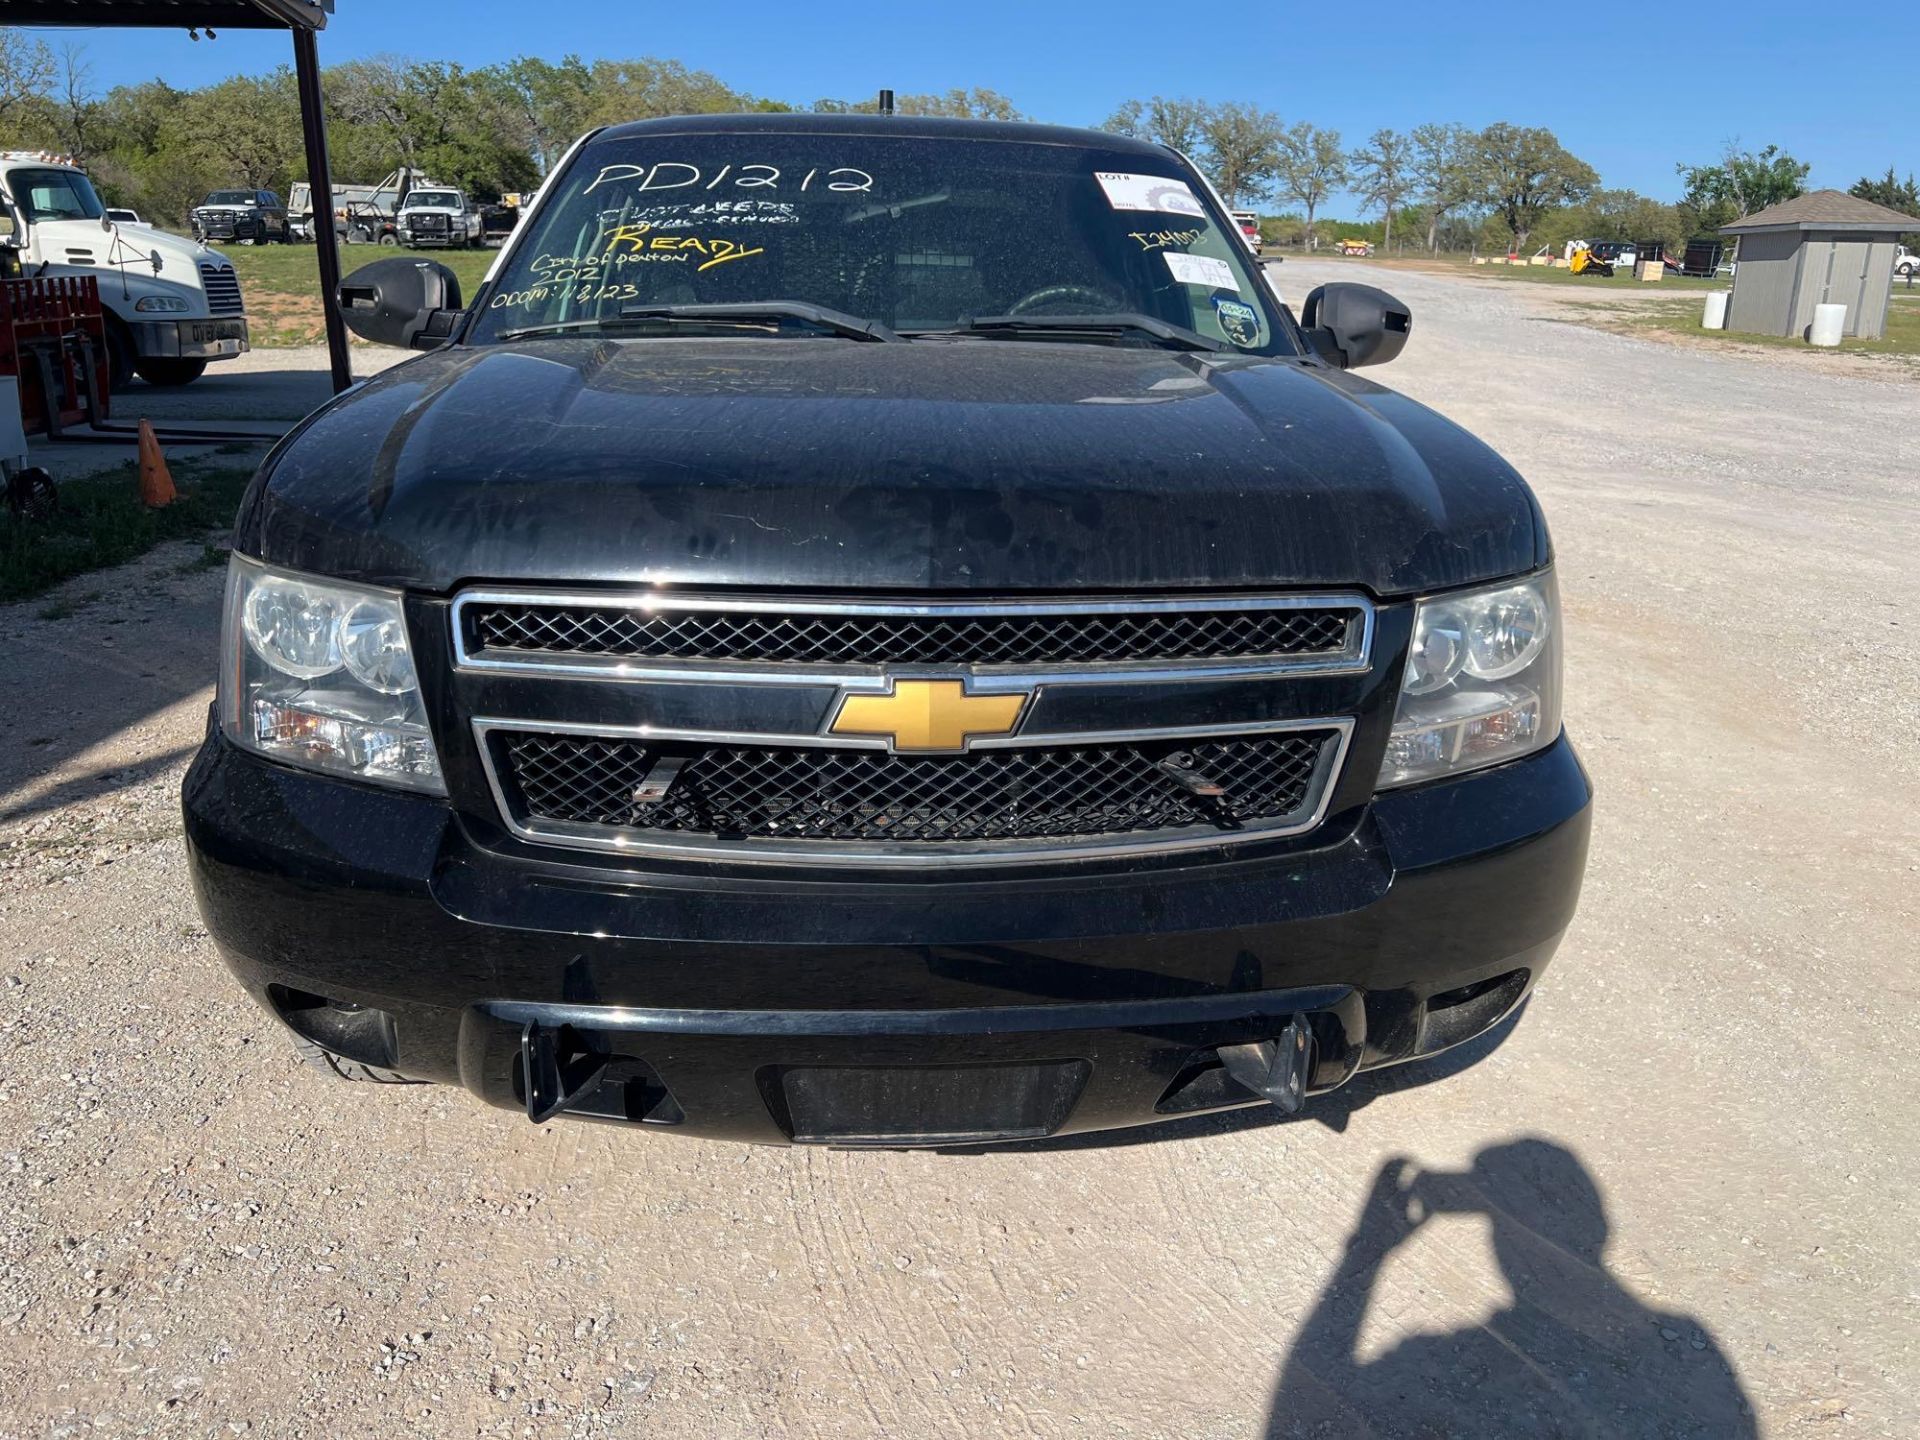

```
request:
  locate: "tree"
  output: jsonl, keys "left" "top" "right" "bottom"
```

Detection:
{"left": 1472, "top": 122, "right": 1597, "bottom": 253}
{"left": 1848, "top": 167, "right": 1920, "bottom": 217}
{"left": 0, "top": 27, "right": 55, "bottom": 134}
{"left": 498, "top": 55, "right": 595, "bottom": 176}
{"left": 1103, "top": 95, "right": 1210, "bottom": 156}
{"left": 1274, "top": 121, "right": 1346, "bottom": 248}
{"left": 185, "top": 70, "right": 302, "bottom": 190}
{"left": 1349, "top": 128, "right": 1413, "bottom": 251}
{"left": 54, "top": 44, "right": 95, "bottom": 165}
{"left": 1200, "top": 102, "right": 1283, "bottom": 206}
{"left": 1676, "top": 142, "right": 1809, "bottom": 220}
{"left": 1410, "top": 122, "right": 1476, "bottom": 253}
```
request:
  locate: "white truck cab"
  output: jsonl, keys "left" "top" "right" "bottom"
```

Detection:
{"left": 397, "top": 188, "right": 483, "bottom": 250}
{"left": 0, "top": 151, "right": 249, "bottom": 389}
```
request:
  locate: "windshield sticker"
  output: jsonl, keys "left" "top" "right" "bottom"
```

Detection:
{"left": 1126, "top": 227, "right": 1203, "bottom": 252}
{"left": 1213, "top": 296, "right": 1262, "bottom": 348}
{"left": 1163, "top": 252, "right": 1238, "bottom": 291}
{"left": 1095, "top": 172, "right": 1206, "bottom": 217}
{"left": 583, "top": 162, "right": 874, "bottom": 197}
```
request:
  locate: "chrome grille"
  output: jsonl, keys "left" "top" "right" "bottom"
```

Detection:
{"left": 494, "top": 728, "right": 1339, "bottom": 849}
{"left": 199, "top": 264, "right": 244, "bottom": 315}
{"left": 463, "top": 596, "right": 1364, "bottom": 670}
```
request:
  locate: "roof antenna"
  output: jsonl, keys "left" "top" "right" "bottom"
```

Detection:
{"left": 877, "top": 89, "right": 895, "bottom": 116}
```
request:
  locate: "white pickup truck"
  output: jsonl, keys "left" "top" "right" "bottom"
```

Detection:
{"left": 1897, "top": 245, "right": 1918, "bottom": 280}
{"left": 0, "top": 151, "right": 249, "bottom": 388}
{"left": 396, "top": 188, "right": 484, "bottom": 250}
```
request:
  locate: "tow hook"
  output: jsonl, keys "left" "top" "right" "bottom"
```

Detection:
{"left": 519, "top": 1021, "right": 611, "bottom": 1124}
{"left": 1217, "top": 1016, "right": 1317, "bottom": 1114}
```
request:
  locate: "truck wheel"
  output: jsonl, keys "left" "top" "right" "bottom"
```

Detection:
{"left": 291, "top": 1036, "right": 418, "bottom": 1085}
{"left": 377, "top": 231, "right": 399, "bottom": 247}
{"left": 133, "top": 358, "right": 207, "bottom": 387}
{"left": 104, "top": 320, "right": 136, "bottom": 393}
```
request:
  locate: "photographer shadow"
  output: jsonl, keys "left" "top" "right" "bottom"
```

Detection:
{"left": 1267, "top": 1140, "right": 1755, "bottom": 1439}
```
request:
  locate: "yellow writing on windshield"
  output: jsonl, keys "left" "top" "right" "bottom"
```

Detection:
{"left": 602, "top": 223, "right": 766, "bottom": 271}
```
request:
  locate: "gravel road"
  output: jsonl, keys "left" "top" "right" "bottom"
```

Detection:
{"left": 2, "top": 262, "right": 1915, "bottom": 1438}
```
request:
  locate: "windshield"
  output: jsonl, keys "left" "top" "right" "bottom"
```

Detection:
{"left": 207, "top": 191, "right": 254, "bottom": 205}
{"left": 7, "top": 168, "right": 105, "bottom": 223}
{"left": 470, "top": 132, "right": 1295, "bottom": 355}
{"left": 408, "top": 192, "right": 460, "bottom": 209}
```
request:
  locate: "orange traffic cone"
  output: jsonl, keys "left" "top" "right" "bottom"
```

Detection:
{"left": 137, "top": 419, "right": 176, "bottom": 508}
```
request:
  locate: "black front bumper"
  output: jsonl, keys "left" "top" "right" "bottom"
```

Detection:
{"left": 183, "top": 731, "right": 1590, "bottom": 1144}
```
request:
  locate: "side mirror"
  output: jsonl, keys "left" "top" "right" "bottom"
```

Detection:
{"left": 335, "top": 257, "right": 465, "bottom": 351}
{"left": 0, "top": 214, "right": 15, "bottom": 241}
{"left": 1300, "top": 283, "right": 1412, "bottom": 369}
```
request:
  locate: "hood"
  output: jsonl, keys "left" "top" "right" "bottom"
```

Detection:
{"left": 32, "top": 217, "right": 223, "bottom": 281}
{"left": 241, "top": 338, "right": 1548, "bottom": 598}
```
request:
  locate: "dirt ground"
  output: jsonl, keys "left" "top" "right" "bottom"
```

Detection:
{"left": 1, "top": 262, "right": 1915, "bottom": 1438}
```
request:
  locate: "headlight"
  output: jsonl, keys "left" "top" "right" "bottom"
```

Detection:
{"left": 134, "top": 295, "right": 191, "bottom": 313}
{"left": 219, "top": 557, "right": 443, "bottom": 794}
{"left": 1378, "top": 571, "right": 1561, "bottom": 789}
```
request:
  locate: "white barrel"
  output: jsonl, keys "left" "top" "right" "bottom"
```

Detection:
{"left": 1702, "top": 291, "right": 1729, "bottom": 329}
{"left": 1809, "top": 303, "right": 1846, "bottom": 347}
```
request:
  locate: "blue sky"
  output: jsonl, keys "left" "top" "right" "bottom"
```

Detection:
{"left": 20, "top": 1, "right": 1919, "bottom": 209}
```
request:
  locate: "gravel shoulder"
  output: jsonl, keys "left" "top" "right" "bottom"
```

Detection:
{"left": 2, "top": 272, "right": 1916, "bottom": 1438}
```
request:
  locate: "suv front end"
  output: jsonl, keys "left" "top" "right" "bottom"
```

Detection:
{"left": 181, "top": 116, "right": 1589, "bottom": 1146}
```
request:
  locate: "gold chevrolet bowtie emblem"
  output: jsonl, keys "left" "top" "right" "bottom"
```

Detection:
{"left": 829, "top": 679, "right": 1026, "bottom": 752}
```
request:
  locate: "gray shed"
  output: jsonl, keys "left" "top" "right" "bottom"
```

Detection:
{"left": 1721, "top": 190, "right": 1914, "bottom": 340}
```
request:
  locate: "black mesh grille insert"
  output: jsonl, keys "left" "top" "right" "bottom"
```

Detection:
{"left": 467, "top": 600, "right": 1358, "bottom": 668}
{"left": 497, "top": 729, "right": 1336, "bottom": 847}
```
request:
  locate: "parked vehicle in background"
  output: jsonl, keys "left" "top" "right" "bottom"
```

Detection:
{"left": 289, "top": 167, "right": 442, "bottom": 244}
{"left": 0, "top": 150, "right": 248, "bottom": 388}
{"left": 1336, "top": 237, "right": 1373, "bottom": 257}
{"left": 1897, "top": 245, "right": 1918, "bottom": 279}
{"left": 397, "top": 189, "right": 484, "bottom": 249}
{"left": 1231, "top": 210, "right": 1262, "bottom": 257}
{"left": 191, "top": 189, "right": 289, "bottom": 245}
{"left": 185, "top": 114, "right": 1589, "bottom": 1147}
{"left": 104, "top": 207, "right": 142, "bottom": 225}
{"left": 479, "top": 197, "right": 522, "bottom": 244}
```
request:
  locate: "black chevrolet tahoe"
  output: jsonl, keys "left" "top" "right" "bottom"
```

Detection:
{"left": 182, "top": 115, "right": 1591, "bottom": 1146}
{"left": 190, "top": 188, "right": 289, "bottom": 245}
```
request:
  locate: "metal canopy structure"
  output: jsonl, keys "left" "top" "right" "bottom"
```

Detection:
{"left": 11, "top": 0, "right": 352, "bottom": 392}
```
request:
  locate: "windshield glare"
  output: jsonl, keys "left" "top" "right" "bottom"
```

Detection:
{"left": 472, "top": 133, "right": 1293, "bottom": 354}
{"left": 10, "top": 168, "right": 105, "bottom": 223}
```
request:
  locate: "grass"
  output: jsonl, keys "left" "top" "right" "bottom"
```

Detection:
{"left": 2, "top": 457, "right": 258, "bottom": 603}
{"left": 1620, "top": 288, "right": 1920, "bottom": 359}
{"left": 219, "top": 243, "right": 498, "bottom": 348}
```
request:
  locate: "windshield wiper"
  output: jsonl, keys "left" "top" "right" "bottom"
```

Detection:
{"left": 906, "top": 313, "right": 1225, "bottom": 352}
{"left": 498, "top": 301, "right": 900, "bottom": 344}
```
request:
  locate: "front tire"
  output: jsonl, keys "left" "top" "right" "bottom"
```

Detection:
{"left": 104, "top": 319, "right": 136, "bottom": 393}
{"left": 133, "top": 358, "right": 207, "bottom": 387}
{"left": 377, "top": 231, "right": 399, "bottom": 248}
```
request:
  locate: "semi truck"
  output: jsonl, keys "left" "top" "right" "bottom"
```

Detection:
{"left": 0, "top": 151, "right": 248, "bottom": 388}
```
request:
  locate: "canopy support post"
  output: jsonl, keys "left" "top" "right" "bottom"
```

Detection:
{"left": 292, "top": 24, "right": 351, "bottom": 395}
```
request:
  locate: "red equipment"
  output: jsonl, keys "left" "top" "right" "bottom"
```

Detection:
{"left": 0, "top": 275, "right": 110, "bottom": 436}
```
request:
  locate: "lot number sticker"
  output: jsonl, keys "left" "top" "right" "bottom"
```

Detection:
{"left": 1095, "top": 172, "right": 1206, "bottom": 217}
{"left": 1163, "top": 252, "right": 1239, "bottom": 291}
